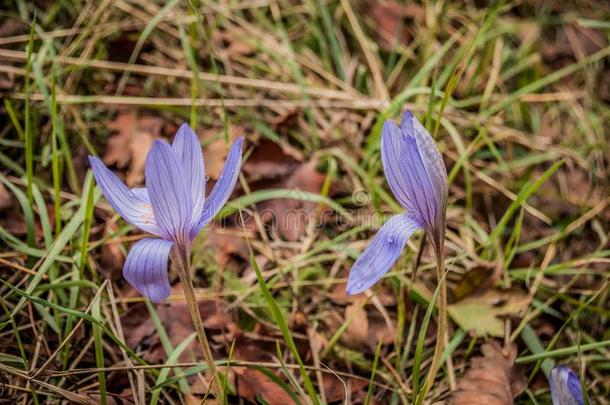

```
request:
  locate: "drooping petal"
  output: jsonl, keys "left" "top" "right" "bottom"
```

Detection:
{"left": 549, "top": 366, "right": 584, "bottom": 405}
{"left": 123, "top": 238, "right": 173, "bottom": 302}
{"left": 346, "top": 213, "right": 422, "bottom": 295}
{"left": 172, "top": 124, "right": 205, "bottom": 228}
{"left": 195, "top": 137, "right": 244, "bottom": 233}
{"left": 145, "top": 140, "right": 193, "bottom": 243}
{"left": 89, "top": 156, "right": 160, "bottom": 235}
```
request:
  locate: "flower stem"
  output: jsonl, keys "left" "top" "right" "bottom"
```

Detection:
{"left": 419, "top": 249, "right": 447, "bottom": 402}
{"left": 173, "top": 248, "right": 223, "bottom": 398}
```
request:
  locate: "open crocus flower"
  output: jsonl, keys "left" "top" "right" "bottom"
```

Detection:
{"left": 346, "top": 110, "right": 448, "bottom": 295}
{"left": 549, "top": 366, "right": 585, "bottom": 405}
{"left": 89, "top": 124, "right": 243, "bottom": 302}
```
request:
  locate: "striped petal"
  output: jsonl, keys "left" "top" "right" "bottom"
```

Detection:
{"left": 131, "top": 187, "right": 150, "bottom": 203}
{"left": 172, "top": 124, "right": 205, "bottom": 229}
{"left": 346, "top": 213, "right": 422, "bottom": 295}
{"left": 382, "top": 111, "right": 447, "bottom": 246}
{"left": 123, "top": 238, "right": 173, "bottom": 302}
{"left": 195, "top": 136, "right": 244, "bottom": 233}
{"left": 145, "top": 140, "right": 193, "bottom": 243}
{"left": 404, "top": 111, "right": 448, "bottom": 200}
{"left": 549, "top": 366, "right": 584, "bottom": 405}
{"left": 88, "top": 156, "right": 160, "bottom": 235}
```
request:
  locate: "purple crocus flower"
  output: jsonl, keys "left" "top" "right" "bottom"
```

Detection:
{"left": 346, "top": 110, "right": 448, "bottom": 295}
{"left": 89, "top": 124, "right": 243, "bottom": 302}
{"left": 549, "top": 366, "right": 585, "bottom": 405}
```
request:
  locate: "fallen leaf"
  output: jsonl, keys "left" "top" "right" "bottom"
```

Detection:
{"left": 201, "top": 225, "right": 250, "bottom": 273}
{"left": 213, "top": 28, "right": 256, "bottom": 58}
{"left": 0, "top": 18, "right": 26, "bottom": 37}
{"left": 323, "top": 374, "right": 368, "bottom": 403}
{"left": 242, "top": 138, "right": 301, "bottom": 181}
{"left": 0, "top": 181, "right": 14, "bottom": 211}
{"left": 104, "top": 111, "right": 162, "bottom": 186}
{"left": 342, "top": 298, "right": 369, "bottom": 348}
{"left": 365, "top": 0, "right": 424, "bottom": 51}
{"left": 234, "top": 367, "right": 297, "bottom": 405}
{"left": 452, "top": 342, "right": 526, "bottom": 405}
{"left": 262, "top": 160, "right": 327, "bottom": 241}
{"left": 201, "top": 127, "right": 243, "bottom": 180}
{"left": 449, "top": 289, "right": 530, "bottom": 337}
{"left": 409, "top": 281, "right": 529, "bottom": 337}
{"left": 367, "top": 310, "right": 396, "bottom": 348}
{"left": 450, "top": 264, "right": 500, "bottom": 303}
{"left": 98, "top": 219, "right": 125, "bottom": 280}
{"left": 121, "top": 294, "right": 238, "bottom": 363}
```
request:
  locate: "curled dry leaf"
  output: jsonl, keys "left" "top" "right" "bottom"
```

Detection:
{"left": 452, "top": 342, "right": 526, "bottom": 405}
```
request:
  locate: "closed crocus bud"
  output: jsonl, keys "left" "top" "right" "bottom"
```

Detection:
{"left": 549, "top": 366, "right": 584, "bottom": 405}
{"left": 346, "top": 110, "right": 448, "bottom": 295}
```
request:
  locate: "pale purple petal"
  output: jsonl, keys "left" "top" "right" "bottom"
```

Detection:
{"left": 88, "top": 156, "right": 160, "bottom": 236}
{"left": 549, "top": 366, "right": 584, "bottom": 405}
{"left": 145, "top": 141, "right": 193, "bottom": 243}
{"left": 172, "top": 124, "right": 205, "bottom": 229}
{"left": 382, "top": 111, "right": 448, "bottom": 246}
{"left": 405, "top": 111, "right": 448, "bottom": 198}
{"left": 346, "top": 213, "right": 422, "bottom": 295}
{"left": 131, "top": 187, "right": 150, "bottom": 203}
{"left": 123, "top": 238, "right": 173, "bottom": 302}
{"left": 381, "top": 121, "right": 434, "bottom": 227}
{"left": 195, "top": 137, "right": 244, "bottom": 233}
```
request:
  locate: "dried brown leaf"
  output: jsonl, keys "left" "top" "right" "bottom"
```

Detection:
{"left": 104, "top": 112, "right": 162, "bottom": 186}
{"left": 452, "top": 342, "right": 526, "bottom": 405}
{"left": 235, "top": 367, "right": 297, "bottom": 405}
{"left": 342, "top": 298, "right": 369, "bottom": 348}
{"left": 0, "top": 181, "right": 14, "bottom": 211}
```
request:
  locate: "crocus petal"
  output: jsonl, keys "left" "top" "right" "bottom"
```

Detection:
{"left": 89, "top": 156, "right": 160, "bottom": 236}
{"left": 403, "top": 111, "right": 448, "bottom": 199}
{"left": 145, "top": 140, "right": 193, "bottom": 243}
{"left": 346, "top": 213, "right": 422, "bottom": 295}
{"left": 549, "top": 366, "right": 584, "bottom": 405}
{"left": 195, "top": 137, "right": 244, "bottom": 232}
{"left": 131, "top": 187, "right": 150, "bottom": 203}
{"left": 381, "top": 121, "right": 435, "bottom": 227}
{"left": 381, "top": 121, "right": 419, "bottom": 213}
{"left": 382, "top": 111, "right": 448, "bottom": 246}
{"left": 172, "top": 124, "right": 205, "bottom": 228}
{"left": 123, "top": 238, "right": 173, "bottom": 302}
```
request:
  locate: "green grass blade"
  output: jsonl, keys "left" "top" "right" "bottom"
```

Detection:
{"left": 150, "top": 333, "right": 196, "bottom": 405}
{"left": 250, "top": 251, "right": 320, "bottom": 405}
{"left": 365, "top": 339, "right": 383, "bottom": 405}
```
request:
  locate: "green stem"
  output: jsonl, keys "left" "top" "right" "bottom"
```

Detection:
{"left": 173, "top": 247, "right": 223, "bottom": 398}
{"left": 419, "top": 248, "right": 447, "bottom": 402}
